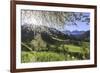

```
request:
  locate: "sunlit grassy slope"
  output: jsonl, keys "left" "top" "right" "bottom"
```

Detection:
{"left": 67, "top": 45, "right": 81, "bottom": 53}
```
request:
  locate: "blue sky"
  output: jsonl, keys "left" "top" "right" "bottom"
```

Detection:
{"left": 63, "top": 21, "right": 90, "bottom": 32}
{"left": 62, "top": 13, "right": 90, "bottom": 32}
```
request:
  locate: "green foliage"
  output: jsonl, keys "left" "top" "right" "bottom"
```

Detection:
{"left": 81, "top": 42, "right": 90, "bottom": 49}
{"left": 57, "top": 44, "right": 69, "bottom": 53}
{"left": 21, "top": 41, "right": 90, "bottom": 62}
{"left": 21, "top": 52, "right": 36, "bottom": 63}
{"left": 21, "top": 51, "right": 66, "bottom": 62}
{"left": 21, "top": 51, "right": 81, "bottom": 63}
{"left": 81, "top": 42, "right": 90, "bottom": 59}
{"left": 34, "top": 52, "right": 66, "bottom": 62}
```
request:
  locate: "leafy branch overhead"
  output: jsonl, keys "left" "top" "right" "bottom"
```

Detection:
{"left": 22, "top": 10, "right": 90, "bottom": 29}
